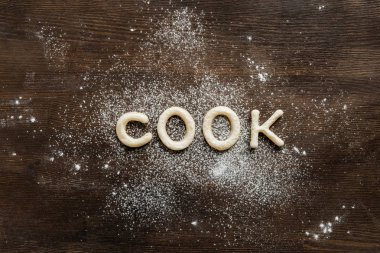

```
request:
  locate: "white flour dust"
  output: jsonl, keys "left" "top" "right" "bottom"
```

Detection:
{"left": 34, "top": 6, "right": 357, "bottom": 246}
{"left": 35, "top": 25, "right": 69, "bottom": 70}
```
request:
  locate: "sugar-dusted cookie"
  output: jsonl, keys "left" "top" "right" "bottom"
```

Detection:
{"left": 116, "top": 112, "right": 153, "bottom": 148}
{"left": 157, "top": 107, "right": 195, "bottom": 151}
{"left": 203, "top": 106, "right": 240, "bottom": 151}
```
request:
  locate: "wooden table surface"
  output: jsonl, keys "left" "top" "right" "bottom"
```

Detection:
{"left": 0, "top": 1, "right": 379, "bottom": 252}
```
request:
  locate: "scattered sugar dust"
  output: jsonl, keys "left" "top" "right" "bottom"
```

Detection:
{"left": 35, "top": 25, "right": 69, "bottom": 71}
{"left": 304, "top": 204, "right": 357, "bottom": 241}
{"left": 137, "top": 7, "right": 207, "bottom": 78}
{"left": 38, "top": 6, "right": 358, "bottom": 248}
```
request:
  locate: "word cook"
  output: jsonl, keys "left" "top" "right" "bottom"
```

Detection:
{"left": 116, "top": 106, "right": 284, "bottom": 151}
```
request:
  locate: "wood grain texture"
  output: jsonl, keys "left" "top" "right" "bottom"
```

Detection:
{"left": 0, "top": 0, "right": 379, "bottom": 252}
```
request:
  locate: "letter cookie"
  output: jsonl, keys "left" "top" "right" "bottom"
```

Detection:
{"left": 157, "top": 107, "right": 195, "bottom": 151}
{"left": 203, "top": 106, "right": 240, "bottom": 151}
{"left": 250, "top": 110, "right": 284, "bottom": 148}
{"left": 116, "top": 112, "right": 153, "bottom": 147}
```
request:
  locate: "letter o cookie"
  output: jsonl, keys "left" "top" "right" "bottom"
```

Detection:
{"left": 157, "top": 107, "right": 195, "bottom": 151}
{"left": 203, "top": 106, "right": 240, "bottom": 151}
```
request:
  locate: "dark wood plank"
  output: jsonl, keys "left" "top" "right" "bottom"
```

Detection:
{"left": 0, "top": 0, "right": 379, "bottom": 252}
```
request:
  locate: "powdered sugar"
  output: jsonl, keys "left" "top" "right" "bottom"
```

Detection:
{"left": 41, "top": 6, "right": 356, "bottom": 247}
{"left": 35, "top": 25, "right": 69, "bottom": 70}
